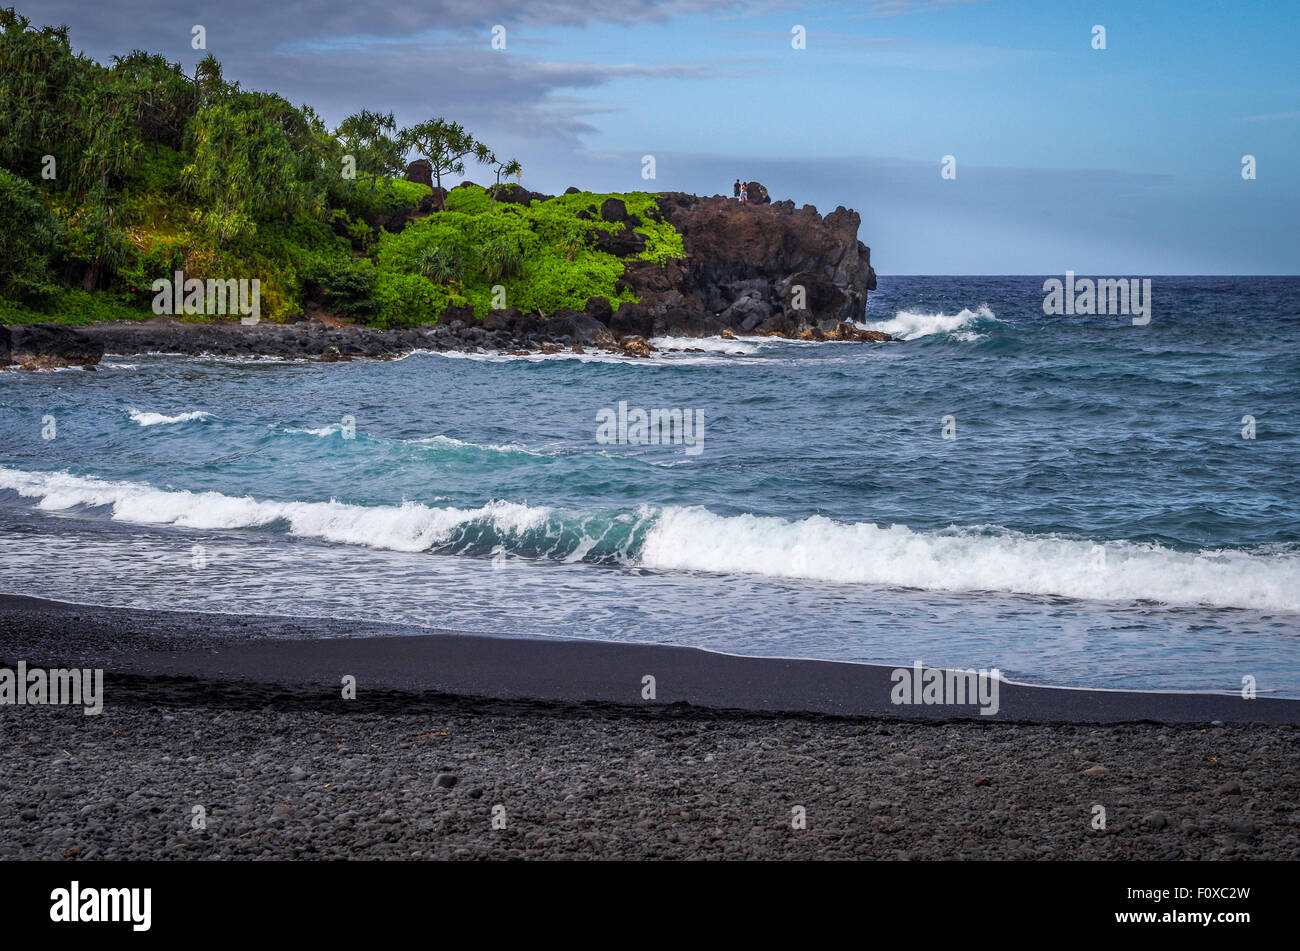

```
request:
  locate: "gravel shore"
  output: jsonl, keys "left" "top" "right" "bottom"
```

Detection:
{"left": 2, "top": 677, "right": 1297, "bottom": 860}
{"left": 2, "top": 594, "right": 1297, "bottom": 860}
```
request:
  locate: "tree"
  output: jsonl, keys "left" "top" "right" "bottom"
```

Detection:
{"left": 400, "top": 118, "right": 485, "bottom": 210}
{"left": 181, "top": 90, "right": 326, "bottom": 246}
{"left": 0, "top": 8, "right": 98, "bottom": 189}
{"left": 475, "top": 144, "right": 523, "bottom": 214}
{"left": 336, "top": 109, "right": 405, "bottom": 191}
{"left": 109, "top": 50, "right": 195, "bottom": 155}
{"left": 0, "top": 168, "right": 62, "bottom": 302}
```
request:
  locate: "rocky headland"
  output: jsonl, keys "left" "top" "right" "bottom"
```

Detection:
{"left": 3, "top": 183, "right": 891, "bottom": 369}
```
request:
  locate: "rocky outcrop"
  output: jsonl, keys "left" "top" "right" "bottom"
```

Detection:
{"left": 2, "top": 324, "right": 104, "bottom": 370}
{"left": 609, "top": 187, "right": 879, "bottom": 339}
{"left": 404, "top": 160, "right": 433, "bottom": 189}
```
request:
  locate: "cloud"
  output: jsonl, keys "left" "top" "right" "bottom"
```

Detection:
{"left": 24, "top": 1, "right": 746, "bottom": 149}
{"left": 248, "top": 46, "right": 727, "bottom": 145}
{"left": 29, "top": 0, "right": 749, "bottom": 57}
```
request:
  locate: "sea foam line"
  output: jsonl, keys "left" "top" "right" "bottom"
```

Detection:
{"left": 1, "top": 466, "right": 1296, "bottom": 612}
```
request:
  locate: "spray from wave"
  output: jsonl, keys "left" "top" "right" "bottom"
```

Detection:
{"left": 864, "top": 304, "right": 998, "bottom": 341}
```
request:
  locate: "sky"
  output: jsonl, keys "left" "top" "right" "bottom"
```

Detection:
{"left": 27, "top": 0, "right": 1300, "bottom": 274}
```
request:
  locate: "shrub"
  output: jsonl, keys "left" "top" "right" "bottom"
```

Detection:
{"left": 0, "top": 168, "right": 64, "bottom": 303}
{"left": 301, "top": 255, "right": 379, "bottom": 320}
{"left": 372, "top": 271, "right": 449, "bottom": 327}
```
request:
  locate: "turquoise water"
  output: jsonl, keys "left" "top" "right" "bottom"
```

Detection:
{"left": 2, "top": 276, "right": 1298, "bottom": 694}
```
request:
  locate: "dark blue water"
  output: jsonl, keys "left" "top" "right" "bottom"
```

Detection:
{"left": 2, "top": 276, "right": 1298, "bottom": 694}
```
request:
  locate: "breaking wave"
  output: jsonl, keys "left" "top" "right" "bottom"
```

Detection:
{"left": 2, "top": 466, "right": 1297, "bottom": 612}
{"left": 864, "top": 304, "right": 999, "bottom": 341}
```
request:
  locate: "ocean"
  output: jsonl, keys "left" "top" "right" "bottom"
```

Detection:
{"left": 2, "top": 276, "right": 1298, "bottom": 696}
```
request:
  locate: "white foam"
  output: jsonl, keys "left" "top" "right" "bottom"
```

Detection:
{"left": 862, "top": 304, "right": 997, "bottom": 340}
{"left": 406, "top": 347, "right": 734, "bottom": 367}
{"left": 5, "top": 466, "right": 1296, "bottom": 612}
{"left": 649, "top": 336, "right": 759, "bottom": 355}
{"left": 282, "top": 424, "right": 345, "bottom": 437}
{"left": 413, "top": 434, "right": 541, "bottom": 456}
{"left": 639, "top": 506, "right": 1300, "bottom": 612}
{"left": 127, "top": 409, "right": 213, "bottom": 426}
{"left": 0, "top": 467, "right": 551, "bottom": 554}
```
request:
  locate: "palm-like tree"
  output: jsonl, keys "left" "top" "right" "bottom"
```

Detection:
{"left": 476, "top": 146, "right": 523, "bottom": 213}
{"left": 401, "top": 119, "right": 484, "bottom": 211}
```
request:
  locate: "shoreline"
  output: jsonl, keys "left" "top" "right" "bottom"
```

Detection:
{"left": 2, "top": 594, "right": 1297, "bottom": 860}
{"left": 2, "top": 594, "right": 1295, "bottom": 725}
{"left": 28, "top": 313, "right": 889, "bottom": 366}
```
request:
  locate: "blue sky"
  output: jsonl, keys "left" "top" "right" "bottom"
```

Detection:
{"left": 38, "top": 0, "right": 1300, "bottom": 273}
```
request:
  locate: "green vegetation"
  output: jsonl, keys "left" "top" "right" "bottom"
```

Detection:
{"left": 0, "top": 6, "right": 684, "bottom": 327}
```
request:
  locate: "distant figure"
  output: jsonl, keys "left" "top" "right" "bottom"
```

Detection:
{"left": 739, "top": 183, "right": 748, "bottom": 204}
{"left": 733, "top": 179, "right": 741, "bottom": 199}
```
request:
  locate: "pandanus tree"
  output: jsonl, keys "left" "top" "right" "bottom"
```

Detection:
{"left": 474, "top": 144, "right": 523, "bottom": 214}
{"left": 336, "top": 109, "right": 405, "bottom": 191}
{"left": 400, "top": 118, "right": 484, "bottom": 210}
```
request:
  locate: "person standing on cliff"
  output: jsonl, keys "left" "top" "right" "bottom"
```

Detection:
{"left": 733, "top": 179, "right": 741, "bottom": 199}
{"left": 739, "top": 183, "right": 748, "bottom": 204}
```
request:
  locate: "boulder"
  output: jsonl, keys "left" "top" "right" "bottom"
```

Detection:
{"left": 480, "top": 307, "right": 522, "bottom": 332}
{"left": 600, "top": 198, "right": 630, "bottom": 223}
{"left": 589, "top": 228, "right": 646, "bottom": 256}
{"left": 743, "top": 181, "right": 771, "bottom": 204}
{"left": 494, "top": 183, "right": 553, "bottom": 207}
{"left": 583, "top": 296, "right": 614, "bottom": 323}
{"left": 618, "top": 335, "right": 654, "bottom": 358}
{"left": 607, "top": 302, "right": 655, "bottom": 339}
{"left": 549, "top": 310, "right": 609, "bottom": 345}
{"left": 405, "top": 160, "right": 433, "bottom": 189}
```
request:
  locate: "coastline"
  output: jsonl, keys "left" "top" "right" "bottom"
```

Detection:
{"left": 3, "top": 593, "right": 1296, "bottom": 724}
{"left": 2, "top": 595, "right": 1296, "bottom": 860}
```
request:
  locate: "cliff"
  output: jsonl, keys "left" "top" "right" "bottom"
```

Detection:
{"left": 613, "top": 190, "right": 878, "bottom": 338}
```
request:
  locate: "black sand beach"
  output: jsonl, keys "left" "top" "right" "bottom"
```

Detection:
{"left": 2, "top": 594, "right": 1298, "bottom": 860}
